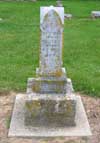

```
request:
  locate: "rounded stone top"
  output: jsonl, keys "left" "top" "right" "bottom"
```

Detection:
{"left": 41, "top": 9, "right": 63, "bottom": 32}
{"left": 40, "top": 6, "right": 64, "bottom": 25}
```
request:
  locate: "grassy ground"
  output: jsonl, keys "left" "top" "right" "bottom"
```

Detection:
{"left": 0, "top": 1, "right": 100, "bottom": 97}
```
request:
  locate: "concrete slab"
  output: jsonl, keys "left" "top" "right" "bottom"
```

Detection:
{"left": 8, "top": 94, "right": 92, "bottom": 137}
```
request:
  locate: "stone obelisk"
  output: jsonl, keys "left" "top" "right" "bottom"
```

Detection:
{"left": 25, "top": 6, "right": 76, "bottom": 127}
{"left": 8, "top": 6, "right": 91, "bottom": 137}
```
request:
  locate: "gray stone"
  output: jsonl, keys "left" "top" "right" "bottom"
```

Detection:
{"left": 26, "top": 68, "right": 74, "bottom": 94}
{"left": 27, "top": 77, "right": 73, "bottom": 95}
{"left": 8, "top": 6, "right": 91, "bottom": 137}
{"left": 56, "top": 0, "right": 63, "bottom": 7}
{"left": 40, "top": 6, "right": 64, "bottom": 75}
{"left": 91, "top": 11, "right": 100, "bottom": 18}
{"left": 27, "top": 77, "right": 67, "bottom": 94}
{"left": 8, "top": 94, "right": 92, "bottom": 137}
{"left": 25, "top": 6, "right": 76, "bottom": 128}
{"left": 25, "top": 94, "right": 76, "bottom": 127}
{"left": 26, "top": 7, "right": 74, "bottom": 98}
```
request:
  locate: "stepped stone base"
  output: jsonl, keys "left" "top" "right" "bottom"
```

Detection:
{"left": 25, "top": 67, "right": 76, "bottom": 127}
{"left": 27, "top": 77, "right": 67, "bottom": 94}
{"left": 8, "top": 94, "right": 92, "bottom": 137}
{"left": 25, "top": 94, "right": 76, "bottom": 127}
{"left": 27, "top": 68, "right": 74, "bottom": 94}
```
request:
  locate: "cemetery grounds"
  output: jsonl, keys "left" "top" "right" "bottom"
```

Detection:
{"left": 0, "top": 1, "right": 100, "bottom": 143}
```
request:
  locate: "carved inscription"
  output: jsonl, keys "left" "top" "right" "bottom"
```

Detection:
{"left": 40, "top": 9, "right": 63, "bottom": 75}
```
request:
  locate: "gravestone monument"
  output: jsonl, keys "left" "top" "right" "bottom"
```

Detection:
{"left": 25, "top": 6, "right": 76, "bottom": 127}
{"left": 8, "top": 6, "right": 91, "bottom": 137}
{"left": 27, "top": 6, "right": 69, "bottom": 94}
{"left": 64, "top": 13, "right": 72, "bottom": 20}
{"left": 91, "top": 11, "right": 100, "bottom": 18}
{"left": 56, "top": 0, "right": 63, "bottom": 7}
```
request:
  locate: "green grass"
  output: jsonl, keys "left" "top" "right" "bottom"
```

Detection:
{"left": 0, "top": 1, "right": 100, "bottom": 97}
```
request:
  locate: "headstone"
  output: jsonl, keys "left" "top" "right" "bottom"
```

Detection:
{"left": 56, "top": 0, "right": 63, "bottom": 7}
{"left": 91, "top": 11, "right": 100, "bottom": 18}
{"left": 40, "top": 7, "right": 63, "bottom": 76}
{"left": 25, "top": 6, "right": 76, "bottom": 127}
{"left": 8, "top": 6, "right": 91, "bottom": 137}
{"left": 64, "top": 13, "right": 72, "bottom": 20}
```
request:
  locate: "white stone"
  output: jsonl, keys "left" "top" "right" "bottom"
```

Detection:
{"left": 8, "top": 94, "right": 92, "bottom": 137}
{"left": 64, "top": 14, "right": 72, "bottom": 19}
{"left": 91, "top": 11, "right": 100, "bottom": 18}
{"left": 40, "top": 6, "right": 64, "bottom": 75}
{"left": 40, "top": 6, "right": 64, "bottom": 25}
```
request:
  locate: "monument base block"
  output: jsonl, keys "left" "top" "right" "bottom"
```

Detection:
{"left": 25, "top": 94, "right": 76, "bottom": 127}
{"left": 26, "top": 68, "right": 74, "bottom": 95}
{"left": 8, "top": 94, "right": 92, "bottom": 137}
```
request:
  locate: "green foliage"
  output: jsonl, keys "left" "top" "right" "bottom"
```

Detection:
{"left": 0, "top": 1, "right": 100, "bottom": 97}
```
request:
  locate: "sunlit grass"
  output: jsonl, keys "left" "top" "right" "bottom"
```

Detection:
{"left": 0, "top": 1, "right": 100, "bottom": 97}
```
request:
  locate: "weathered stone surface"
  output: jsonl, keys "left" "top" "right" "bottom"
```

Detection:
{"left": 25, "top": 94, "right": 76, "bottom": 127}
{"left": 26, "top": 7, "right": 72, "bottom": 96}
{"left": 8, "top": 6, "right": 91, "bottom": 138}
{"left": 27, "top": 68, "right": 68, "bottom": 94}
{"left": 27, "top": 77, "right": 74, "bottom": 95}
{"left": 40, "top": 6, "right": 64, "bottom": 76}
{"left": 27, "top": 68, "right": 74, "bottom": 95}
{"left": 8, "top": 94, "right": 92, "bottom": 137}
{"left": 25, "top": 6, "right": 76, "bottom": 127}
{"left": 29, "top": 78, "right": 67, "bottom": 94}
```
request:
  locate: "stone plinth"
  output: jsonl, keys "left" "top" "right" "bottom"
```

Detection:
{"left": 25, "top": 94, "right": 76, "bottom": 127}
{"left": 27, "top": 68, "right": 73, "bottom": 95}
{"left": 27, "top": 77, "right": 67, "bottom": 94}
{"left": 8, "top": 94, "right": 92, "bottom": 137}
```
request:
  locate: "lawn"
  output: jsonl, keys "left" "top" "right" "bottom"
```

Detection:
{"left": 0, "top": 0, "right": 100, "bottom": 97}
